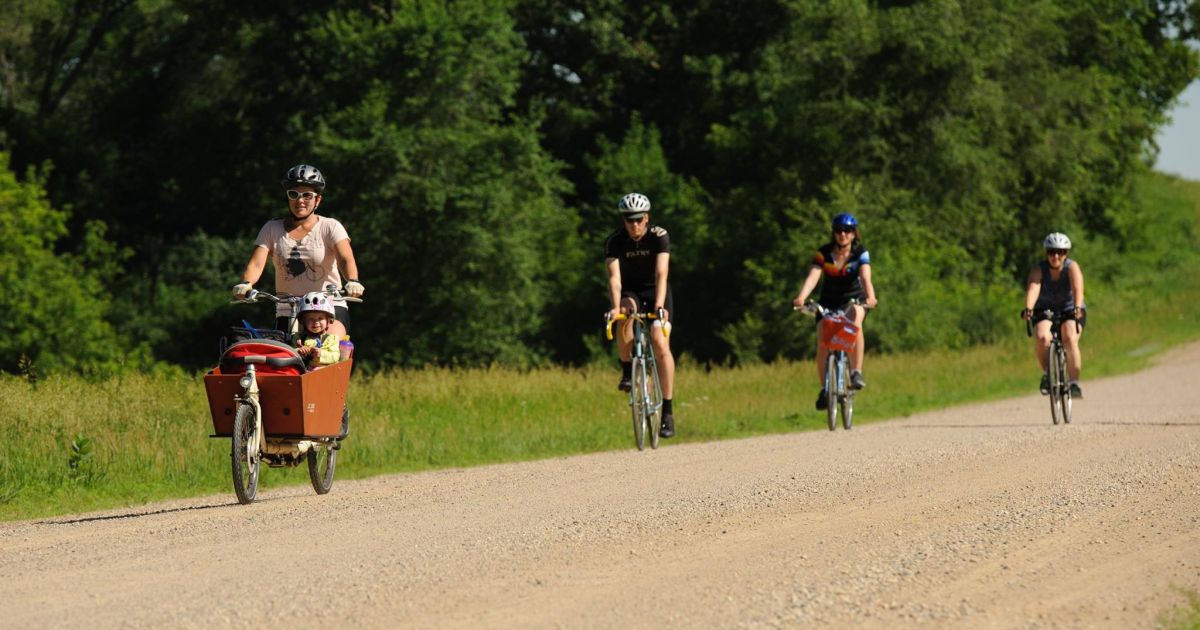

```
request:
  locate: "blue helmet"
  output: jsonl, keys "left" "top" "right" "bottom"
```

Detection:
{"left": 831, "top": 213, "right": 858, "bottom": 229}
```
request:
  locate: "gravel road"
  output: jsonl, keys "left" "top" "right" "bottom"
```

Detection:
{"left": 3, "top": 344, "right": 1199, "bottom": 628}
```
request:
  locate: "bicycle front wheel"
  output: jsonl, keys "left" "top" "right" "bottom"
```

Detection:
{"left": 231, "top": 403, "right": 260, "bottom": 505}
{"left": 1048, "top": 344, "right": 1063, "bottom": 425}
{"left": 1057, "top": 347, "right": 1072, "bottom": 424}
{"left": 825, "top": 353, "right": 839, "bottom": 431}
{"left": 646, "top": 353, "right": 662, "bottom": 449}
{"left": 630, "top": 358, "right": 648, "bottom": 451}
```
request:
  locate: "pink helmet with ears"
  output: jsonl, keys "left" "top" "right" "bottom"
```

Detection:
{"left": 299, "top": 292, "right": 336, "bottom": 318}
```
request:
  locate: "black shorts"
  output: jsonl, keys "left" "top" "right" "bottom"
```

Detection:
{"left": 815, "top": 300, "right": 869, "bottom": 327}
{"left": 621, "top": 286, "right": 673, "bottom": 322}
{"left": 1033, "top": 306, "right": 1086, "bottom": 330}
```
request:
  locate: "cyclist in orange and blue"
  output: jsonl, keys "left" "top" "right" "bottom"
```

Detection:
{"left": 792, "top": 213, "right": 878, "bottom": 410}
{"left": 1021, "top": 232, "right": 1086, "bottom": 398}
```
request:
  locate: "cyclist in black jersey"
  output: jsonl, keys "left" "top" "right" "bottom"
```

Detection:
{"left": 604, "top": 192, "right": 676, "bottom": 438}
{"left": 1021, "top": 232, "right": 1086, "bottom": 398}
{"left": 792, "top": 213, "right": 878, "bottom": 411}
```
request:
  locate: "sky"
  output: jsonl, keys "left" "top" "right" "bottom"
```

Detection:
{"left": 1154, "top": 80, "right": 1200, "bottom": 181}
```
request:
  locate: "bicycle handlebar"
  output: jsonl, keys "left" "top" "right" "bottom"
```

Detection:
{"left": 232, "top": 288, "right": 364, "bottom": 306}
{"left": 794, "top": 299, "right": 873, "bottom": 319}
{"left": 604, "top": 311, "right": 668, "bottom": 341}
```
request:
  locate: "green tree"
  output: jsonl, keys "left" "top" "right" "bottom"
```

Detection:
{"left": 0, "top": 152, "right": 131, "bottom": 374}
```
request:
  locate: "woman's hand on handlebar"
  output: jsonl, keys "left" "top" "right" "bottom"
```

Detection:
{"left": 864, "top": 296, "right": 878, "bottom": 310}
{"left": 232, "top": 282, "right": 253, "bottom": 298}
{"left": 1020, "top": 308, "right": 1033, "bottom": 321}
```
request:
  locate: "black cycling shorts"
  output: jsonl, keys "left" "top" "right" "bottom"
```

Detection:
{"left": 1033, "top": 306, "right": 1086, "bottom": 330}
{"left": 621, "top": 286, "right": 673, "bottom": 323}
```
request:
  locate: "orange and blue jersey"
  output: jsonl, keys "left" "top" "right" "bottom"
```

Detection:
{"left": 811, "top": 242, "right": 870, "bottom": 307}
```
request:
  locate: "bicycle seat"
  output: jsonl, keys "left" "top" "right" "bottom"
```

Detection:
{"left": 219, "top": 339, "right": 307, "bottom": 375}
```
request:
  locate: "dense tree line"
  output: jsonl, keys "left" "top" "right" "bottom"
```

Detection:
{"left": 1, "top": 0, "right": 1197, "bottom": 374}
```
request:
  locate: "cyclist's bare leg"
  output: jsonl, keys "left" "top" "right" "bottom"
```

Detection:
{"left": 848, "top": 304, "right": 866, "bottom": 372}
{"left": 617, "top": 296, "right": 638, "bottom": 361}
{"left": 650, "top": 326, "right": 675, "bottom": 399}
{"left": 1061, "top": 320, "right": 1083, "bottom": 381}
{"left": 816, "top": 341, "right": 829, "bottom": 387}
{"left": 1033, "top": 320, "right": 1053, "bottom": 372}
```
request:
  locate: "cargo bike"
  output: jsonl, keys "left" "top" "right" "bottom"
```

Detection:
{"left": 205, "top": 289, "right": 360, "bottom": 504}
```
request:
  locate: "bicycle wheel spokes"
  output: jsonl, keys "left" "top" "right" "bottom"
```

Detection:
{"left": 630, "top": 357, "right": 647, "bottom": 450}
{"left": 231, "top": 403, "right": 260, "bottom": 504}
{"left": 646, "top": 354, "right": 662, "bottom": 449}
{"left": 825, "top": 353, "right": 838, "bottom": 431}
{"left": 1048, "top": 343, "right": 1063, "bottom": 425}
{"left": 1058, "top": 347, "right": 1073, "bottom": 424}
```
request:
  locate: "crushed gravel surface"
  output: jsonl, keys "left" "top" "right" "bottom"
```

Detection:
{"left": 3, "top": 344, "right": 1199, "bottom": 628}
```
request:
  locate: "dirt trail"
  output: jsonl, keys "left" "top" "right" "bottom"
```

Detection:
{"left": 3, "top": 345, "right": 1199, "bottom": 628}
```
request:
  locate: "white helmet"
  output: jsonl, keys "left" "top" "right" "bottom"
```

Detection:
{"left": 618, "top": 192, "right": 651, "bottom": 218}
{"left": 1043, "top": 232, "right": 1072, "bottom": 250}
{"left": 299, "top": 292, "right": 336, "bottom": 318}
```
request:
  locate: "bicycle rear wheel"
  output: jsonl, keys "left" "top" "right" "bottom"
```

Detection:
{"left": 646, "top": 354, "right": 662, "bottom": 449}
{"left": 231, "top": 403, "right": 260, "bottom": 505}
{"left": 825, "top": 353, "right": 839, "bottom": 431}
{"left": 630, "top": 357, "right": 648, "bottom": 450}
{"left": 307, "top": 442, "right": 337, "bottom": 494}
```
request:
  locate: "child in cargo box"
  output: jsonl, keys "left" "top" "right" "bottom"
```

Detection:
{"left": 295, "top": 292, "right": 345, "bottom": 368}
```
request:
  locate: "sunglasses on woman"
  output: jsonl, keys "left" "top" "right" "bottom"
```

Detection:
{"left": 1047, "top": 249, "right": 1068, "bottom": 256}
{"left": 286, "top": 190, "right": 319, "bottom": 201}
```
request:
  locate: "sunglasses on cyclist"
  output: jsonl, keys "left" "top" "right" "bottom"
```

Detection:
{"left": 833, "top": 226, "right": 856, "bottom": 234}
{"left": 286, "top": 189, "right": 319, "bottom": 201}
{"left": 1046, "top": 249, "right": 1068, "bottom": 256}
{"left": 623, "top": 215, "right": 647, "bottom": 224}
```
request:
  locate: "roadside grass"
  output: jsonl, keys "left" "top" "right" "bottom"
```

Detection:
{"left": 2, "top": 174, "right": 1198, "bottom": 521}
{"left": 1160, "top": 589, "right": 1200, "bottom": 630}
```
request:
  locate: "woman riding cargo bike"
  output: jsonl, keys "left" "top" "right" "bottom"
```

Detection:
{"left": 209, "top": 164, "right": 367, "bottom": 504}
{"left": 792, "top": 213, "right": 878, "bottom": 412}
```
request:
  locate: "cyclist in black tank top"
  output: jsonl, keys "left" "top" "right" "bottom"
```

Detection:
{"left": 793, "top": 213, "right": 878, "bottom": 411}
{"left": 1021, "top": 232, "right": 1087, "bottom": 398}
{"left": 605, "top": 193, "right": 677, "bottom": 438}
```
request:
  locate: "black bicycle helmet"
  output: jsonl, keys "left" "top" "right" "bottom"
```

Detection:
{"left": 280, "top": 164, "right": 326, "bottom": 192}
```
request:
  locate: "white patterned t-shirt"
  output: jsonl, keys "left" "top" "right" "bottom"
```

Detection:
{"left": 253, "top": 216, "right": 351, "bottom": 316}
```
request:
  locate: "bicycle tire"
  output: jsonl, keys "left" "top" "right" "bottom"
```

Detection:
{"left": 646, "top": 353, "right": 662, "bottom": 450}
{"left": 307, "top": 442, "right": 337, "bottom": 494}
{"left": 631, "top": 357, "right": 647, "bottom": 451}
{"left": 825, "top": 353, "right": 839, "bottom": 431}
{"left": 841, "top": 380, "right": 854, "bottom": 430}
{"left": 1058, "top": 346, "right": 1073, "bottom": 424}
{"left": 1048, "top": 342, "right": 1063, "bottom": 425}
{"left": 231, "top": 403, "right": 260, "bottom": 504}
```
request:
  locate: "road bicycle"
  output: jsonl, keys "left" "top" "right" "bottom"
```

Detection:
{"left": 605, "top": 311, "right": 668, "bottom": 450}
{"left": 799, "top": 301, "right": 866, "bottom": 431}
{"left": 1026, "top": 309, "right": 1077, "bottom": 425}
{"left": 205, "top": 288, "right": 361, "bottom": 504}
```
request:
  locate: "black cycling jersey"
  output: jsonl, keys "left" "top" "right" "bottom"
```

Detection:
{"left": 1034, "top": 259, "right": 1080, "bottom": 311}
{"left": 812, "top": 242, "right": 870, "bottom": 307}
{"left": 604, "top": 225, "right": 670, "bottom": 290}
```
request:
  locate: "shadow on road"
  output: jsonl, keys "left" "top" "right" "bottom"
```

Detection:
{"left": 38, "top": 499, "right": 241, "bottom": 526}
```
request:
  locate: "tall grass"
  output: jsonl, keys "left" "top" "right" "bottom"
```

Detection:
{"left": 2, "top": 174, "right": 1198, "bottom": 521}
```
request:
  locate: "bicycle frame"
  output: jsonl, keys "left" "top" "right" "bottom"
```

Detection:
{"left": 799, "top": 301, "right": 864, "bottom": 431}
{"left": 606, "top": 312, "right": 666, "bottom": 450}
{"left": 220, "top": 288, "right": 361, "bottom": 503}
{"left": 1027, "top": 311, "right": 1077, "bottom": 425}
